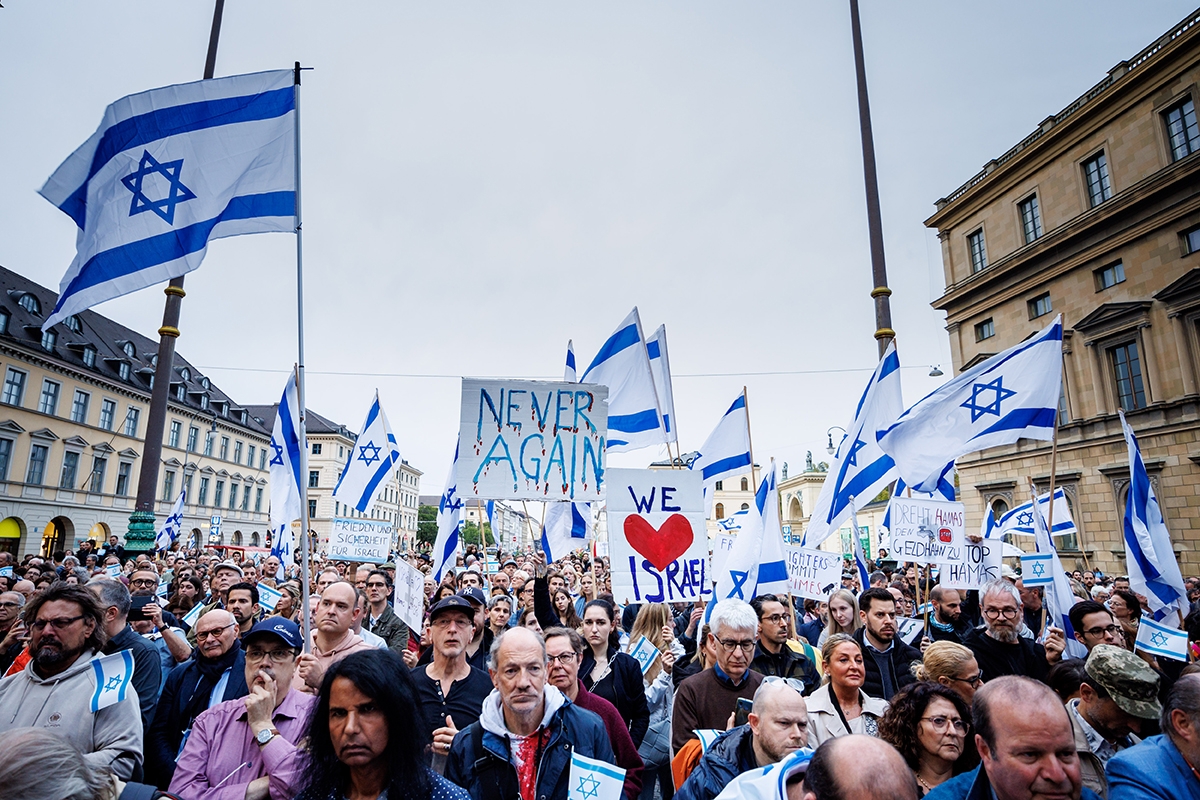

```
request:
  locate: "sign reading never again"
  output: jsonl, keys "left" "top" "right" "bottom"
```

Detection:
{"left": 458, "top": 379, "right": 609, "bottom": 501}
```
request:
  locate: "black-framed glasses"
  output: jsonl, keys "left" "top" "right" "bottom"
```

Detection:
{"left": 761, "top": 614, "right": 789, "bottom": 625}
{"left": 245, "top": 648, "right": 295, "bottom": 664}
{"left": 716, "top": 638, "right": 755, "bottom": 653}
{"left": 1083, "top": 624, "right": 1123, "bottom": 638}
{"left": 194, "top": 622, "right": 237, "bottom": 641}
{"left": 30, "top": 615, "right": 84, "bottom": 631}
{"left": 547, "top": 652, "right": 578, "bottom": 665}
{"left": 129, "top": 578, "right": 158, "bottom": 588}
{"left": 949, "top": 671, "right": 984, "bottom": 688}
{"left": 982, "top": 607, "right": 1019, "bottom": 620}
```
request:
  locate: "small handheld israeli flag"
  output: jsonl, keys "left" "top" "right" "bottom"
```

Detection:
{"left": 333, "top": 392, "right": 401, "bottom": 514}
{"left": 1136, "top": 615, "right": 1189, "bottom": 662}
{"left": 627, "top": 635, "right": 660, "bottom": 675}
{"left": 105, "top": 564, "right": 121, "bottom": 579}
{"left": 155, "top": 487, "right": 187, "bottom": 553}
{"left": 1020, "top": 553, "right": 1054, "bottom": 587}
{"left": 90, "top": 650, "right": 135, "bottom": 712}
{"left": 181, "top": 600, "right": 204, "bottom": 629}
{"left": 695, "top": 730, "right": 722, "bottom": 752}
{"left": 568, "top": 751, "right": 625, "bottom": 800}
{"left": 257, "top": 583, "right": 283, "bottom": 615}
{"left": 155, "top": 580, "right": 169, "bottom": 599}
{"left": 0, "top": 566, "right": 12, "bottom": 578}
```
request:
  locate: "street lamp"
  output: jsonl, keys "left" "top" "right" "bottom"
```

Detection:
{"left": 929, "top": 365, "right": 944, "bottom": 377}
{"left": 826, "top": 426, "right": 848, "bottom": 456}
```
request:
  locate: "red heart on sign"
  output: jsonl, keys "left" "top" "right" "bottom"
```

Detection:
{"left": 624, "top": 514, "right": 694, "bottom": 571}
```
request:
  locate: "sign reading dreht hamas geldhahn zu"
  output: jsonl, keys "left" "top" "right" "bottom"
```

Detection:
{"left": 457, "top": 379, "right": 609, "bottom": 501}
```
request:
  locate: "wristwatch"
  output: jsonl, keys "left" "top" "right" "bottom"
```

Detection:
{"left": 255, "top": 727, "right": 280, "bottom": 746}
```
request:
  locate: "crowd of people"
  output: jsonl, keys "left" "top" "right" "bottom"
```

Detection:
{"left": 0, "top": 537, "right": 1191, "bottom": 800}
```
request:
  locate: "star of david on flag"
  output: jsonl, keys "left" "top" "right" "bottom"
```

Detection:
{"left": 431, "top": 440, "right": 464, "bottom": 583}
{"left": 154, "top": 486, "right": 187, "bottom": 553}
{"left": 269, "top": 373, "right": 306, "bottom": 541}
{"left": 713, "top": 460, "right": 789, "bottom": 602}
{"left": 991, "top": 488, "right": 1077, "bottom": 541}
{"left": 90, "top": 650, "right": 134, "bottom": 712}
{"left": 333, "top": 392, "right": 401, "bottom": 515}
{"left": 960, "top": 377, "right": 1018, "bottom": 422}
{"left": 121, "top": 150, "right": 197, "bottom": 224}
{"left": 1135, "top": 614, "right": 1188, "bottom": 662}
{"left": 568, "top": 751, "right": 625, "bottom": 800}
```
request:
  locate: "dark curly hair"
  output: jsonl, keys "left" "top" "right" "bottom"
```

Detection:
{"left": 295, "top": 649, "right": 434, "bottom": 800}
{"left": 878, "top": 681, "right": 971, "bottom": 771}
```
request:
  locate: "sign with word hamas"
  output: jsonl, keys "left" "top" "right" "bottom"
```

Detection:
{"left": 887, "top": 497, "right": 966, "bottom": 564}
{"left": 458, "top": 379, "right": 608, "bottom": 501}
{"left": 327, "top": 517, "right": 392, "bottom": 563}
{"left": 939, "top": 539, "right": 1004, "bottom": 590}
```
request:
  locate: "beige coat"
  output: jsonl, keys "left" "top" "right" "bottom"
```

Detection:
{"left": 804, "top": 682, "right": 889, "bottom": 748}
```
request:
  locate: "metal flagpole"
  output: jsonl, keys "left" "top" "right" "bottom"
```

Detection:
{"left": 293, "top": 63, "right": 313, "bottom": 652}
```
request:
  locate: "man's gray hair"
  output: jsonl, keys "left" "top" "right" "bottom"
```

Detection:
{"left": 90, "top": 577, "right": 131, "bottom": 617}
{"left": 62, "top": 555, "right": 79, "bottom": 568}
{"left": 709, "top": 598, "right": 758, "bottom": 639}
{"left": 0, "top": 728, "right": 110, "bottom": 800}
{"left": 0, "top": 591, "right": 24, "bottom": 608}
{"left": 980, "top": 578, "right": 1021, "bottom": 609}
{"left": 1163, "top": 674, "right": 1200, "bottom": 740}
{"left": 488, "top": 626, "right": 547, "bottom": 672}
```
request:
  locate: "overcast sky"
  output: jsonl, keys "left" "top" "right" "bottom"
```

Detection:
{"left": 0, "top": 2, "right": 1194, "bottom": 496}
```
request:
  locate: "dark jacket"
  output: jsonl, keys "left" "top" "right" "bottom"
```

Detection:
{"left": 852, "top": 627, "right": 921, "bottom": 701}
{"left": 104, "top": 625, "right": 164, "bottom": 732}
{"left": 674, "top": 725, "right": 758, "bottom": 800}
{"left": 1106, "top": 734, "right": 1195, "bottom": 800}
{"left": 580, "top": 644, "right": 652, "bottom": 747}
{"left": 365, "top": 603, "right": 410, "bottom": 655}
{"left": 750, "top": 641, "right": 821, "bottom": 695}
{"left": 961, "top": 627, "right": 1050, "bottom": 684}
{"left": 445, "top": 700, "right": 616, "bottom": 800}
{"left": 928, "top": 617, "right": 973, "bottom": 644}
{"left": 925, "top": 765, "right": 1103, "bottom": 800}
{"left": 797, "top": 619, "right": 824, "bottom": 647}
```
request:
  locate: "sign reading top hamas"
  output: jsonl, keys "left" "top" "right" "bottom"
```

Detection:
{"left": 458, "top": 379, "right": 608, "bottom": 501}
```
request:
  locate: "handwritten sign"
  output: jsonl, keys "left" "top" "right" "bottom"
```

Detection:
{"left": 940, "top": 540, "right": 1004, "bottom": 590}
{"left": 627, "top": 635, "right": 660, "bottom": 675}
{"left": 393, "top": 558, "right": 427, "bottom": 632}
{"left": 896, "top": 617, "right": 925, "bottom": 646}
{"left": 784, "top": 546, "right": 842, "bottom": 601}
{"left": 887, "top": 497, "right": 966, "bottom": 564}
{"left": 610, "top": 468, "right": 710, "bottom": 603}
{"left": 712, "top": 534, "right": 736, "bottom": 578}
{"left": 327, "top": 518, "right": 392, "bottom": 563}
{"left": 1020, "top": 553, "right": 1054, "bottom": 586}
{"left": 458, "top": 379, "right": 608, "bottom": 501}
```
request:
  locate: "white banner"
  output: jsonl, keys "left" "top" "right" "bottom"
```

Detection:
{"left": 458, "top": 379, "right": 608, "bottom": 501}
{"left": 939, "top": 540, "right": 1004, "bottom": 590}
{"left": 887, "top": 496, "right": 966, "bottom": 564}
{"left": 393, "top": 558, "right": 427, "bottom": 632}
{"left": 609, "top": 468, "right": 710, "bottom": 603}
{"left": 327, "top": 517, "right": 393, "bottom": 563}
{"left": 784, "top": 546, "right": 843, "bottom": 601}
{"left": 712, "top": 534, "right": 736, "bottom": 577}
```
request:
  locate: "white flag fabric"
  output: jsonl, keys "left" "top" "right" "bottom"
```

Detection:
{"left": 991, "top": 488, "right": 1076, "bottom": 540}
{"left": 1120, "top": 411, "right": 1188, "bottom": 622}
{"left": 564, "top": 339, "right": 578, "bottom": 382}
{"left": 541, "top": 502, "right": 590, "bottom": 563}
{"left": 645, "top": 325, "right": 678, "bottom": 444}
{"left": 269, "top": 374, "right": 305, "bottom": 556}
{"left": 803, "top": 343, "right": 902, "bottom": 547}
{"left": 690, "top": 392, "right": 752, "bottom": 517}
{"left": 89, "top": 650, "right": 135, "bottom": 712}
{"left": 1135, "top": 615, "right": 1189, "bottom": 662}
{"left": 39, "top": 70, "right": 296, "bottom": 328}
{"left": 154, "top": 487, "right": 187, "bottom": 553}
{"left": 878, "top": 316, "right": 1063, "bottom": 493}
{"left": 581, "top": 308, "right": 665, "bottom": 453}
{"left": 568, "top": 751, "right": 625, "bottom": 800}
{"left": 878, "top": 468, "right": 955, "bottom": 549}
{"left": 432, "top": 440, "right": 464, "bottom": 583}
{"left": 1029, "top": 486, "right": 1086, "bottom": 659}
{"left": 333, "top": 392, "right": 401, "bottom": 513}
{"left": 713, "top": 460, "right": 789, "bottom": 602}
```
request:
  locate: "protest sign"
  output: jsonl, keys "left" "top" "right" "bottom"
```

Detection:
{"left": 393, "top": 559, "right": 427, "bottom": 632}
{"left": 595, "top": 541, "right": 609, "bottom": 558}
{"left": 712, "top": 534, "right": 736, "bottom": 577}
{"left": 257, "top": 583, "right": 283, "bottom": 614}
{"left": 610, "top": 468, "right": 710, "bottom": 603}
{"left": 896, "top": 617, "right": 925, "bottom": 646}
{"left": 887, "top": 497, "right": 966, "bottom": 564}
{"left": 1020, "top": 553, "right": 1054, "bottom": 586}
{"left": 784, "top": 546, "right": 842, "bottom": 601}
{"left": 939, "top": 539, "right": 1004, "bottom": 590}
{"left": 327, "top": 517, "right": 392, "bottom": 563}
{"left": 458, "top": 379, "right": 608, "bottom": 501}
{"left": 627, "top": 635, "right": 660, "bottom": 674}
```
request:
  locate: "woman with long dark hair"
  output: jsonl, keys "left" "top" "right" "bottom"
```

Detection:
{"left": 552, "top": 588, "right": 582, "bottom": 629}
{"left": 580, "top": 598, "right": 651, "bottom": 747}
{"left": 295, "top": 649, "right": 467, "bottom": 800}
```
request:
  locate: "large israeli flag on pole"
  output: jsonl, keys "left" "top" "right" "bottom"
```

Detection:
{"left": 269, "top": 373, "right": 305, "bottom": 556}
{"left": 333, "top": 392, "right": 401, "bottom": 513}
{"left": 543, "top": 341, "right": 593, "bottom": 561}
{"left": 878, "top": 316, "right": 1063, "bottom": 493}
{"left": 1120, "top": 411, "right": 1188, "bottom": 622}
{"left": 645, "top": 325, "right": 678, "bottom": 444}
{"left": 564, "top": 340, "right": 578, "bottom": 382}
{"left": 714, "top": 460, "right": 789, "bottom": 601}
{"left": 582, "top": 308, "right": 665, "bottom": 453}
{"left": 154, "top": 487, "right": 187, "bottom": 553}
{"left": 1029, "top": 486, "right": 1086, "bottom": 659}
{"left": 90, "top": 650, "right": 135, "bottom": 712}
{"left": 39, "top": 70, "right": 296, "bottom": 329}
{"left": 690, "top": 392, "right": 752, "bottom": 516}
{"left": 991, "top": 488, "right": 1077, "bottom": 540}
{"left": 432, "top": 440, "right": 464, "bottom": 583}
{"left": 803, "top": 343, "right": 902, "bottom": 547}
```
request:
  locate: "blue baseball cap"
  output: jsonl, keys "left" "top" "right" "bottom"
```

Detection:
{"left": 244, "top": 617, "right": 303, "bottom": 650}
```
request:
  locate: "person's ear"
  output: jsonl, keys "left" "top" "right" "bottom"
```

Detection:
{"left": 975, "top": 733, "right": 991, "bottom": 764}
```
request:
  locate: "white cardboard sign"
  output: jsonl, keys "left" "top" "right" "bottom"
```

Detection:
{"left": 784, "top": 546, "right": 843, "bottom": 601}
{"left": 887, "top": 497, "right": 966, "bottom": 564}
{"left": 939, "top": 540, "right": 1004, "bottom": 590}
{"left": 393, "top": 558, "right": 427, "bottom": 632}
{"left": 327, "top": 517, "right": 392, "bottom": 563}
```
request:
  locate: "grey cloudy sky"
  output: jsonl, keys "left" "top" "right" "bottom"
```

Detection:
{"left": 0, "top": 1, "right": 1194, "bottom": 493}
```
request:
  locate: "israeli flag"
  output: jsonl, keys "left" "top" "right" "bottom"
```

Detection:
{"left": 992, "top": 488, "right": 1076, "bottom": 540}
{"left": 1019, "top": 553, "right": 1054, "bottom": 587}
{"left": 878, "top": 316, "right": 1063, "bottom": 493}
{"left": 568, "top": 751, "right": 625, "bottom": 800}
{"left": 90, "top": 650, "right": 135, "bottom": 712}
{"left": 714, "top": 460, "right": 789, "bottom": 602}
{"left": 1135, "top": 615, "right": 1189, "bottom": 662}
{"left": 1029, "top": 487, "right": 1086, "bottom": 659}
{"left": 564, "top": 339, "right": 578, "bottom": 382}
{"left": 269, "top": 523, "right": 295, "bottom": 571}
{"left": 695, "top": 729, "right": 723, "bottom": 752}
{"left": 181, "top": 600, "right": 204, "bottom": 630}
{"left": 154, "top": 486, "right": 187, "bottom": 553}
{"left": 852, "top": 523, "right": 870, "bottom": 590}
{"left": 432, "top": 440, "right": 464, "bottom": 583}
{"left": 269, "top": 374, "right": 306, "bottom": 554}
{"left": 257, "top": 583, "right": 283, "bottom": 615}
{"left": 803, "top": 343, "right": 902, "bottom": 547}
{"left": 716, "top": 509, "right": 752, "bottom": 532}
{"left": 581, "top": 308, "right": 665, "bottom": 453}
{"left": 1120, "top": 411, "right": 1188, "bottom": 622}
{"left": 333, "top": 392, "right": 401, "bottom": 513}
{"left": 645, "top": 325, "right": 678, "bottom": 444}
{"left": 690, "top": 392, "right": 752, "bottom": 516}
{"left": 39, "top": 70, "right": 296, "bottom": 329}
{"left": 541, "top": 502, "right": 591, "bottom": 563}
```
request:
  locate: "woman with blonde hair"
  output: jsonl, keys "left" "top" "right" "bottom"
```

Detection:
{"left": 915, "top": 641, "right": 984, "bottom": 705}
{"left": 819, "top": 588, "right": 861, "bottom": 645}
{"left": 627, "top": 603, "right": 685, "bottom": 799}
{"left": 805, "top": 633, "right": 888, "bottom": 747}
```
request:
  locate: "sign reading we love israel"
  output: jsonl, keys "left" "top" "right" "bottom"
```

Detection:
{"left": 609, "top": 468, "right": 710, "bottom": 604}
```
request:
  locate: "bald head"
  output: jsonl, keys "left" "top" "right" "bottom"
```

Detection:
{"left": 802, "top": 735, "right": 917, "bottom": 800}
{"left": 13, "top": 580, "right": 34, "bottom": 599}
{"left": 315, "top": 581, "right": 361, "bottom": 637}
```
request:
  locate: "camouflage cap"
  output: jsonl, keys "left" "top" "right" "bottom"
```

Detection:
{"left": 1084, "top": 644, "right": 1162, "bottom": 719}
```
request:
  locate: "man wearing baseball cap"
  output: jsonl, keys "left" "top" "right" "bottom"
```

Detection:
{"left": 459, "top": 586, "right": 493, "bottom": 672}
{"left": 170, "top": 618, "right": 317, "bottom": 800}
{"left": 1067, "top": 644, "right": 1160, "bottom": 796}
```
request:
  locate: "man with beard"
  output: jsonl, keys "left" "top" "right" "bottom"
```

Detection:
{"left": 852, "top": 588, "right": 922, "bottom": 701}
{"left": 0, "top": 582, "right": 142, "bottom": 778}
{"left": 928, "top": 586, "right": 972, "bottom": 644}
{"left": 145, "top": 609, "right": 249, "bottom": 789}
{"left": 226, "top": 581, "right": 262, "bottom": 639}
{"left": 171, "top": 618, "right": 316, "bottom": 800}
{"left": 963, "top": 580, "right": 1064, "bottom": 684}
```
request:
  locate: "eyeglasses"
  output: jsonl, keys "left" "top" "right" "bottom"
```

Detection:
{"left": 547, "top": 652, "right": 578, "bottom": 665}
{"left": 129, "top": 578, "right": 158, "bottom": 588}
{"left": 1083, "top": 624, "right": 1123, "bottom": 638}
{"left": 716, "top": 638, "right": 756, "bottom": 653}
{"left": 762, "top": 676, "right": 806, "bottom": 693}
{"left": 761, "top": 614, "right": 789, "bottom": 625}
{"left": 30, "top": 615, "right": 85, "bottom": 631}
{"left": 921, "top": 715, "right": 968, "bottom": 734}
{"left": 982, "top": 607, "right": 1019, "bottom": 620}
{"left": 949, "top": 671, "right": 984, "bottom": 688}
{"left": 194, "top": 622, "right": 238, "bottom": 641}
{"left": 0, "top": 601, "right": 20, "bottom": 609}
{"left": 245, "top": 649, "right": 295, "bottom": 663}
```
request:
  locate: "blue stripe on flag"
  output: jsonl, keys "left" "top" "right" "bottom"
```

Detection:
{"left": 701, "top": 453, "right": 752, "bottom": 481}
{"left": 646, "top": 339, "right": 661, "bottom": 359}
{"left": 829, "top": 456, "right": 896, "bottom": 521}
{"left": 758, "top": 560, "right": 789, "bottom": 584}
{"left": 573, "top": 756, "right": 627, "bottom": 782}
{"left": 60, "top": 86, "right": 296, "bottom": 228}
{"left": 583, "top": 323, "right": 639, "bottom": 379}
{"left": 727, "top": 395, "right": 746, "bottom": 413}
{"left": 50, "top": 192, "right": 295, "bottom": 319}
{"left": 972, "top": 407, "right": 1057, "bottom": 439}
{"left": 358, "top": 460, "right": 394, "bottom": 511}
{"left": 608, "top": 408, "right": 661, "bottom": 434}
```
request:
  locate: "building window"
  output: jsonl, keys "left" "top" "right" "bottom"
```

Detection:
{"left": 90, "top": 456, "right": 107, "bottom": 493}
{"left": 241, "top": 486, "right": 251, "bottom": 511}
{"left": 184, "top": 473, "right": 193, "bottom": 500}
{"left": 1058, "top": 380, "right": 1070, "bottom": 424}
{"left": 255, "top": 487, "right": 263, "bottom": 512}
{"left": 309, "top": 470, "right": 320, "bottom": 488}
{"left": 180, "top": 367, "right": 190, "bottom": 381}
{"left": 1095, "top": 261, "right": 1125, "bottom": 291}
{"left": 123, "top": 407, "right": 140, "bottom": 437}
{"left": 200, "top": 377, "right": 210, "bottom": 389}
{"left": 0, "top": 439, "right": 11, "bottom": 480}
{"left": 1018, "top": 195, "right": 1042, "bottom": 244}
{"left": 714, "top": 480, "right": 723, "bottom": 491}
{"left": 38, "top": 380, "right": 60, "bottom": 416}
{"left": 26, "top": 444, "right": 47, "bottom": 485}
{"left": 175, "top": 383, "right": 186, "bottom": 401}
{"left": 70, "top": 390, "right": 90, "bottom": 424}
{"left": 259, "top": 448, "right": 267, "bottom": 470}
{"left": 740, "top": 502, "right": 750, "bottom": 511}
{"left": 163, "top": 470, "right": 175, "bottom": 501}
{"left": 17, "top": 293, "right": 40, "bottom": 315}
{"left": 967, "top": 229, "right": 988, "bottom": 273}
{"left": 219, "top": 436, "right": 229, "bottom": 460}
{"left": 121, "top": 341, "right": 135, "bottom": 358}
{"left": 99, "top": 398, "right": 116, "bottom": 430}
{"left": 1028, "top": 292, "right": 1052, "bottom": 319}
{"left": 118, "top": 362, "right": 130, "bottom": 381}
{"left": 63, "top": 314, "right": 82, "bottom": 333}
{"left": 2, "top": 369, "right": 26, "bottom": 406}
{"left": 40, "top": 329, "right": 57, "bottom": 352}
{"left": 116, "top": 462, "right": 131, "bottom": 496}
{"left": 312, "top": 443, "right": 322, "bottom": 455}
{"left": 60, "top": 451, "right": 79, "bottom": 489}
{"left": 228, "top": 484, "right": 238, "bottom": 510}
{"left": 204, "top": 431, "right": 214, "bottom": 457}
{"left": 199, "top": 394, "right": 208, "bottom": 411}
{"left": 1183, "top": 225, "right": 1200, "bottom": 255}
{"left": 308, "top": 499, "right": 318, "bottom": 519}
{"left": 975, "top": 318, "right": 995, "bottom": 341}
{"left": 740, "top": 477, "right": 749, "bottom": 491}
{"left": 168, "top": 420, "right": 181, "bottom": 448}
{"left": 234, "top": 441, "right": 243, "bottom": 464}
{"left": 0, "top": 309, "right": 8, "bottom": 336}
{"left": 339, "top": 446, "right": 344, "bottom": 459}
{"left": 1082, "top": 152, "right": 1112, "bottom": 207}
{"left": 198, "top": 476, "right": 210, "bottom": 506}
{"left": 247, "top": 445, "right": 256, "bottom": 469}
{"left": 214, "top": 480, "right": 224, "bottom": 507}
{"left": 187, "top": 425, "right": 199, "bottom": 452}
{"left": 1111, "top": 341, "right": 1147, "bottom": 411}
{"left": 1164, "top": 97, "right": 1199, "bottom": 162}
{"left": 82, "top": 346, "right": 95, "bottom": 368}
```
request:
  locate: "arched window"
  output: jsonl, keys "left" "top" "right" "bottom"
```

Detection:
{"left": 180, "top": 367, "right": 190, "bottom": 381}
{"left": 740, "top": 477, "right": 749, "bottom": 491}
{"left": 122, "top": 342, "right": 136, "bottom": 358}
{"left": 740, "top": 502, "right": 750, "bottom": 511}
{"left": 990, "top": 498, "right": 1008, "bottom": 523}
{"left": 715, "top": 503, "right": 725, "bottom": 519}
{"left": 17, "top": 293, "right": 40, "bottom": 315}
{"left": 63, "top": 315, "right": 82, "bottom": 333}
